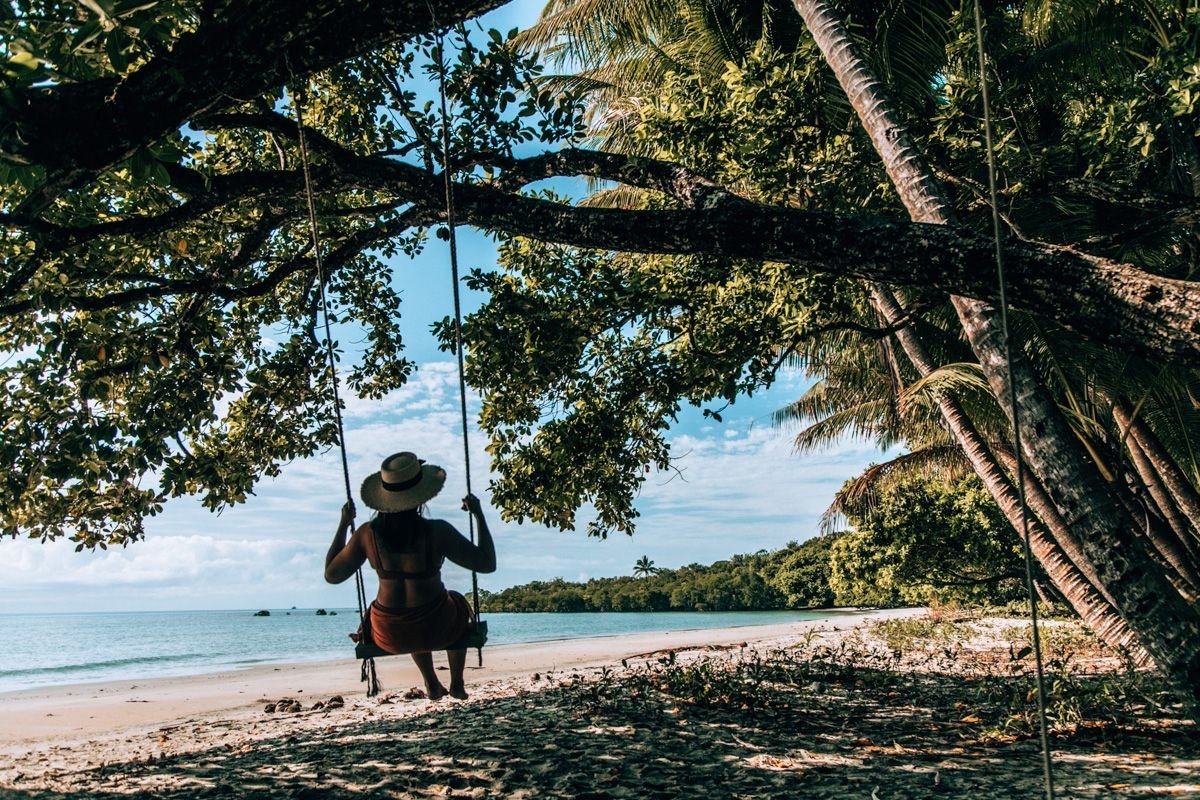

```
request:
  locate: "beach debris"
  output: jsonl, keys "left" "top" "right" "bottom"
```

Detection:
{"left": 326, "top": 695, "right": 345, "bottom": 709}
{"left": 263, "top": 698, "right": 305, "bottom": 714}
{"left": 402, "top": 687, "right": 425, "bottom": 700}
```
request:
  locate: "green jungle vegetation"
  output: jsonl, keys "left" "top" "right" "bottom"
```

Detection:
{"left": 484, "top": 473, "right": 1030, "bottom": 612}
{"left": 3, "top": 0, "right": 1200, "bottom": 708}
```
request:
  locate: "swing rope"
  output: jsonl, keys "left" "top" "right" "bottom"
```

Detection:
{"left": 431, "top": 19, "right": 484, "bottom": 668}
{"left": 972, "top": 3, "right": 1055, "bottom": 797}
{"left": 290, "top": 34, "right": 484, "bottom": 692}
{"left": 290, "top": 76, "right": 379, "bottom": 696}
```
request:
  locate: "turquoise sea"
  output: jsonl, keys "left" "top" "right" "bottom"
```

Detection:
{"left": 0, "top": 609, "right": 848, "bottom": 693}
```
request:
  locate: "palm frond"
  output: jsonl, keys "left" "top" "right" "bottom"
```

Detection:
{"left": 821, "top": 445, "right": 970, "bottom": 532}
{"left": 786, "top": 397, "right": 902, "bottom": 454}
{"left": 515, "top": 0, "right": 685, "bottom": 69}
{"left": 898, "top": 361, "right": 990, "bottom": 413}
{"left": 875, "top": 0, "right": 954, "bottom": 111}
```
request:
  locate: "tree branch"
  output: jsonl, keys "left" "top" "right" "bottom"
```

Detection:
{"left": 7, "top": 0, "right": 509, "bottom": 211}
{"left": 7, "top": 126, "right": 1200, "bottom": 365}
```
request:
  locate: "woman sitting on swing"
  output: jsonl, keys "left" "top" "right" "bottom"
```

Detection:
{"left": 324, "top": 451, "right": 496, "bottom": 700}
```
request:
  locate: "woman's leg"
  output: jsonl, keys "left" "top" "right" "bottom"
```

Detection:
{"left": 447, "top": 648, "right": 468, "bottom": 699}
{"left": 410, "top": 652, "right": 447, "bottom": 700}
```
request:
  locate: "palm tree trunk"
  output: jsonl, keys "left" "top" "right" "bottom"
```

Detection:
{"left": 793, "top": 0, "right": 1200, "bottom": 700}
{"left": 1121, "top": 436, "right": 1200, "bottom": 599}
{"left": 873, "top": 289, "right": 1143, "bottom": 657}
{"left": 1114, "top": 402, "right": 1200, "bottom": 539}
{"left": 1113, "top": 408, "right": 1200, "bottom": 586}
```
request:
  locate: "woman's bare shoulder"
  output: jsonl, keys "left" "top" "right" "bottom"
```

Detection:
{"left": 424, "top": 518, "right": 460, "bottom": 537}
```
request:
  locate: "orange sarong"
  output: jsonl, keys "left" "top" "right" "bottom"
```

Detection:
{"left": 366, "top": 591, "right": 471, "bottom": 654}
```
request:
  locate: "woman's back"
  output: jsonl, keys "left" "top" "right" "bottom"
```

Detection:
{"left": 365, "top": 513, "right": 447, "bottom": 608}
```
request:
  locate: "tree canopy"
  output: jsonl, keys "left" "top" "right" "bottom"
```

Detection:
{"left": 4, "top": 0, "right": 1198, "bottom": 546}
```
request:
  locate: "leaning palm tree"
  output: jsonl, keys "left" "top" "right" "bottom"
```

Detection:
{"left": 791, "top": 0, "right": 1200, "bottom": 699}
{"left": 774, "top": 304, "right": 1146, "bottom": 657}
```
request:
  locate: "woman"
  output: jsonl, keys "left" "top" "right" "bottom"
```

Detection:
{"left": 324, "top": 451, "right": 496, "bottom": 700}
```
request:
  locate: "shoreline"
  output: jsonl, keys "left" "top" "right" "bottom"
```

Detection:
{"left": 0, "top": 608, "right": 919, "bottom": 753}
{"left": 0, "top": 607, "right": 877, "bottom": 698}
{"left": 3, "top": 607, "right": 1196, "bottom": 797}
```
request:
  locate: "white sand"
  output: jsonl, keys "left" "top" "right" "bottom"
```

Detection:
{"left": 0, "top": 608, "right": 919, "bottom": 753}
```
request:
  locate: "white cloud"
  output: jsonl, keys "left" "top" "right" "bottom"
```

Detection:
{"left": 3, "top": 359, "right": 896, "bottom": 611}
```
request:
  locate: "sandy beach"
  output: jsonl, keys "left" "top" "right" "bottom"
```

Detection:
{"left": 1, "top": 608, "right": 1197, "bottom": 798}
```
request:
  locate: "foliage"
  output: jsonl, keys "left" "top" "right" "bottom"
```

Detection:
{"left": 484, "top": 552, "right": 792, "bottom": 612}
{"left": 460, "top": 48, "right": 882, "bottom": 535}
{"left": 763, "top": 533, "right": 838, "bottom": 608}
{"left": 870, "top": 615, "right": 976, "bottom": 652}
{"left": 485, "top": 485, "right": 1025, "bottom": 612}
{"left": 829, "top": 474, "right": 1027, "bottom": 607}
{"left": 2, "top": 0, "right": 1199, "bottom": 587}
{"left": 471, "top": 0, "right": 1200, "bottom": 544}
{"left": 0, "top": 20, "right": 584, "bottom": 545}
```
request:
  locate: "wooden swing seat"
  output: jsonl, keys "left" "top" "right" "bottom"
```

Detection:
{"left": 354, "top": 620, "right": 488, "bottom": 660}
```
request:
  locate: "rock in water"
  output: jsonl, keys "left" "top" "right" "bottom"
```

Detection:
{"left": 315, "top": 609, "right": 327, "bottom": 616}
{"left": 253, "top": 610, "right": 271, "bottom": 617}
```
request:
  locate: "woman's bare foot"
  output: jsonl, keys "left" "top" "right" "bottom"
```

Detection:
{"left": 448, "top": 684, "right": 468, "bottom": 700}
{"left": 425, "top": 683, "right": 449, "bottom": 701}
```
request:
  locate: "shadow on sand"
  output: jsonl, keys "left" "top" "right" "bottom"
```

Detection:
{"left": 4, "top": 665, "right": 1198, "bottom": 799}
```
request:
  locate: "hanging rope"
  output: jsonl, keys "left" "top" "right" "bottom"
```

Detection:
{"left": 972, "top": 4, "right": 1054, "bottom": 797}
{"left": 290, "top": 71, "right": 380, "bottom": 697}
{"left": 430, "top": 20, "right": 484, "bottom": 668}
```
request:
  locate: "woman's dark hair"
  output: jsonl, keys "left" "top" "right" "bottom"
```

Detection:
{"left": 371, "top": 507, "right": 426, "bottom": 551}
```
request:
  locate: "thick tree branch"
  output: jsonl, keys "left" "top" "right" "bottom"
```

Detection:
{"left": 6, "top": 0, "right": 508, "bottom": 209}
{"left": 0, "top": 207, "right": 432, "bottom": 317}
{"left": 490, "top": 149, "right": 736, "bottom": 208}
{"left": 6, "top": 125, "right": 1200, "bottom": 364}
{"left": 440, "top": 180, "right": 1200, "bottom": 366}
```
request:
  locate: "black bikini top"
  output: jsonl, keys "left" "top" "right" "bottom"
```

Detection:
{"left": 369, "top": 521, "right": 441, "bottom": 581}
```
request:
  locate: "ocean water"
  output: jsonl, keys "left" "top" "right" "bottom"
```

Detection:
{"left": 0, "top": 609, "right": 845, "bottom": 694}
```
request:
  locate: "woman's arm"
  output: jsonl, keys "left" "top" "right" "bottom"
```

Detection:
{"left": 435, "top": 494, "right": 497, "bottom": 574}
{"left": 324, "top": 502, "right": 367, "bottom": 584}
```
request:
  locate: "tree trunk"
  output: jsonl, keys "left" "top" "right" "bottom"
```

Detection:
{"left": 874, "top": 289, "right": 1143, "bottom": 658}
{"left": 1121, "top": 436, "right": 1200, "bottom": 599}
{"left": 1115, "top": 402, "right": 1200, "bottom": 540}
{"left": 1113, "top": 408, "right": 1200, "bottom": 585}
{"left": 794, "top": 0, "right": 1200, "bottom": 700}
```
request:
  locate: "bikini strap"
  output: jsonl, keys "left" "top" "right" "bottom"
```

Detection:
{"left": 369, "top": 519, "right": 440, "bottom": 580}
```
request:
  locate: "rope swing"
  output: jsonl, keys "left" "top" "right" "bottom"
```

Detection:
{"left": 972, "top": 2, "right": 1056, "bottom": 798}
{"left": 289, "top": 40, "right": 485, "bottom": 696}
{"left": 431, "top": 25, "right": 487, "bottom": 669}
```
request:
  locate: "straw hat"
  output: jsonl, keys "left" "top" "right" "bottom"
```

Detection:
{"left": 360, "top": 452, "right": 446, "bottom": 512}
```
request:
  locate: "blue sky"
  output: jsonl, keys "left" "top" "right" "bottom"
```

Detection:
{"left": 0, "top": 0, "right": 898, "bottom": 613}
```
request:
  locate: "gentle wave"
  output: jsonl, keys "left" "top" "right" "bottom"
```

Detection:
{"left": 0, "top": 609, "right": 840, "bottom": 693}
{"left": 0, "top": 651, "right": 210, "bottom": 679}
